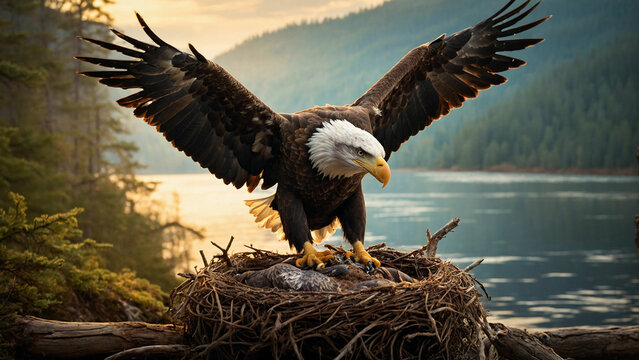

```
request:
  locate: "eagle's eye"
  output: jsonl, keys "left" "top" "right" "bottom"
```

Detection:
{"left": 357, "top": 149, "right": 365, "bottom": 157}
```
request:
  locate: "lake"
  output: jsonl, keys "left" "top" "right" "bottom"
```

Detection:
{"left": 140, "top": 171, "right": 639, "bottom": 330}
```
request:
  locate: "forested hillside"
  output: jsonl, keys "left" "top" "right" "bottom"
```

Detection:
{"left": 124, "top": 0, "right": 639, "bottom": 172}
{"left": 434, "top": 40, "right": 639, "bottom": 170}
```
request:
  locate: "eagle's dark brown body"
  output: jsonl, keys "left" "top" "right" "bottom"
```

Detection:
{"left": 77, "top": 0, "right": 548, "bottom": 258}
{"left": 276, "top": 106, "right": 374, "bottom": 250}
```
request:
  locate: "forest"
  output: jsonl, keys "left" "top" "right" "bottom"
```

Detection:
{"left": 0, "top": 1, "right": 197, "bottom": 356}
{"left": 129, "top": 0, "right": 639, "bottom": 173}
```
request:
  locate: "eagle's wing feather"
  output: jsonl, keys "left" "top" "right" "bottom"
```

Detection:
{"left": 353, "top": 0, "right": 549, "bottom": 160}
{"left": 77, "top": 13, "right": 283, "bottom": 191}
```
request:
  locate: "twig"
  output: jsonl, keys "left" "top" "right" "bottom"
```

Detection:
{"left": 474, "top": 278, "right": 491, "bottom": 300}
{"left": 177, "top": 272, "right": 195, "bottom": 280}
{"left": 464, "top": 259, "right": 484, "bottom": 272}
{"left": 366, "top": 242, "right": 387, "bottom": 251}
{"left": 211, "top": 236, "right": 234, "bottom": 267}
{"left": 396, "top": 218, "right": 460, "bottom": 260}
{"left": 334, "top": 322, "right": 378, "bottom": 360}
{"left": 244, "top": 244, "right": 280, "bottom": 256}
{"left": 199, "top": 250, "right": 209, "bottom": 267}
{"left": 324, "top": 244, "right": 346, "bottom": 255}
{"left": 426, "top": 218, "right": 460, "bottom": 257}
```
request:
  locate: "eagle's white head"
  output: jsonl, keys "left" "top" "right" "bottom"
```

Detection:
{"left": 307, "top": 119, "right": 391, "bottom": 187}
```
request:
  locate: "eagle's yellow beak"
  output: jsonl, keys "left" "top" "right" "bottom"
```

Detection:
{"left": 356, "top": 156, "right": 391, "bottom": 188}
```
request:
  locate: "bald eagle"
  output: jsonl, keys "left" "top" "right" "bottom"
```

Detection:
{"left": 77, "top": 0, "right": 548, "bottom": 269}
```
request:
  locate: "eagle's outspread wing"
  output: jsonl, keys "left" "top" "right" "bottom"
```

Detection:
{"left": 76, "top": 13, "right": 284, "bottom": 191}
{"left": 353, "top": 0, "right": 550, "bottom": 160}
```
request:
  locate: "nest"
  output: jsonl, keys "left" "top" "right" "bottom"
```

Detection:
{"left": 169, "top": 237, "right": 488, "bottom": 360}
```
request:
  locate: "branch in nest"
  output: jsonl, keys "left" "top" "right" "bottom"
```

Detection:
{"left": 199, "top": 250, "right": 209, "bottom": 267}
{"left": 324, "top": 244, "right": 346, "bottom": 255}
{"left": 244, "top": 244, "right": 281, "bottom": 257}
{"left": 464, "top": 259, "right": 484, "bottom": 272}
{"left": 211, "top": 236, "right": 234, "bottom": 267}
{"left": 177, "top": 272, "right": 195, "bottom": 280}
{"left": 366, "top": 242, "right": 387, "bottom": 251}
{"left": 396, "top": 218, "right": 460, "bottom": 260}
{"left": 426, "top": 217, "right": 460, "bottom": 257}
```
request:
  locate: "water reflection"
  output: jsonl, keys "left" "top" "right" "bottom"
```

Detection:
{"left": 141, "top": 171, "right": 639, "bottom": 329}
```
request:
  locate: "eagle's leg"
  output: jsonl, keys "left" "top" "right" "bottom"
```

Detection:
{"left": 336, "top": 186, "right": 381, "bottom": 269}
{"left": 276, "top": 187, "right": 333, "bottom": 269}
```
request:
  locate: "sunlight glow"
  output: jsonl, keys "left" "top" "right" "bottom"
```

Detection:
{"left": 108, "top": 0, "right": 387, "bottom": 56}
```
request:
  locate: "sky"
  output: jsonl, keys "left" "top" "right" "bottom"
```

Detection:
{"left": 107, "top": 0, "right": 386, "bottom": 57}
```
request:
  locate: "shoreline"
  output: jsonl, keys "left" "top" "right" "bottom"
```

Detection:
{"left": 393, "top": 165, "right": 637, "bottom": 176}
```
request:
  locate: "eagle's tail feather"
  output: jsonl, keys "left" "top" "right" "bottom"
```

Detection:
{"left": 311, "top": 218, "right": 341, "bottom": 244}
{"left": 244, "top": 194, "right": 341, "bottom": 244}
{"left": 245, "top": 195, "right": 286, "bottom": 242}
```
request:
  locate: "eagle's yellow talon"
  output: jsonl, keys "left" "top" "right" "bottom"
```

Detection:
{"left": 296, "top": 242, "right": 332, "bottom": 269}
{"left": 352, "top": 240, "right": 381, "bottom": 268}
{"left": 316, "top": 249, "right": 334, "bottom": 263}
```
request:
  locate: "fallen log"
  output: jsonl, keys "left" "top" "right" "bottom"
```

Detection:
{"left": 13, "top": 316, "right": 639, "bottom": 359}
{"left": 532, "top": 326, "right": 639, "bottom": 360}
{"left": 485, "top": 322, "right": 564, "bottom": 360}
{"left": 12, "top": 315, "right": 184, "bottom": 358}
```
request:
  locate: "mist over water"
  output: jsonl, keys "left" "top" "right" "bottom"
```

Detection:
{"left": 142, "top": 171, "right": 639, "bottom": 329}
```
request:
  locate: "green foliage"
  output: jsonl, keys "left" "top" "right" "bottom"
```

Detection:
{"left": 0, "top": 127, "right": 69, "bottom": 216}
{"left": 0, "top": 193, "right": 168, "bottom": 357}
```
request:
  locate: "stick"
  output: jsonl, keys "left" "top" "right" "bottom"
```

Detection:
{"left": 396, "top": 218, "right": 460, "bottom": 260}
{"left": 199, "top": 250, "right": 209, "bottom": 267}
{"left": 334, "top": 322, "right": 378, "bottom": 360}
{"left": 464, "top": 259, "right": 484, "bottom": 272}
{"left": 426, "top": 218, "right": 460, "bottom": 257}
{"left": 244, "top": 244, "right": 280, "bottom": 256}
{"left": 211, "top": 236, "right": 234, "bottom": 267}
